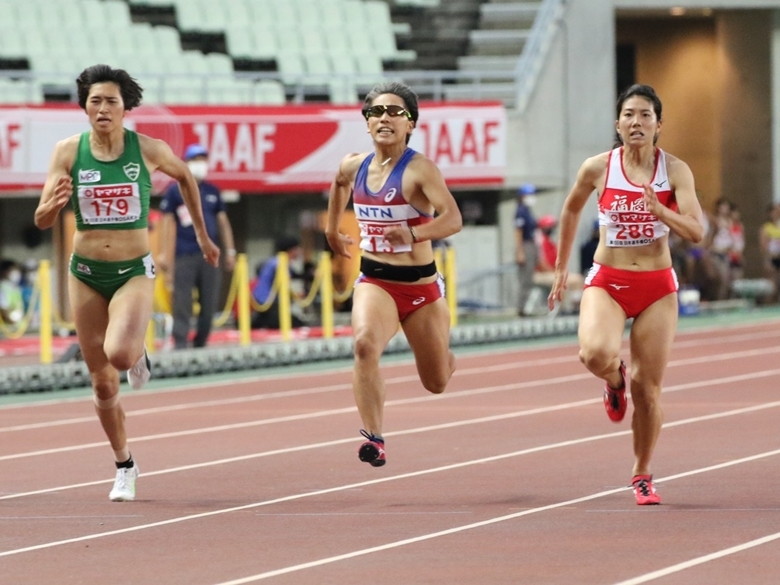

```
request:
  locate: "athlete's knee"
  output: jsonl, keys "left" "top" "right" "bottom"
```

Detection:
{"left": 421, "top": 374, "right": 449, "bottom": 395}
{"left": 419, "top": 354, "right": 454, "bottom": 394}
{"left": 104, "top": 343, "right": 137, "bottom": 371}
{"left": 578, "top": 345, "right": 615, "bottom": 374}
{"left": 353, "top": 333, "right": 384, "bottom": 364}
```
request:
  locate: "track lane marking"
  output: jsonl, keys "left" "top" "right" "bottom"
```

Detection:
{"left": 1, "top": 399, "right": 780, "bottom": 557}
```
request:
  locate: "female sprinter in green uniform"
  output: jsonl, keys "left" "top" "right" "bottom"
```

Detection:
{"left": 35, "top": 65, "right": 220, "bottom": 501}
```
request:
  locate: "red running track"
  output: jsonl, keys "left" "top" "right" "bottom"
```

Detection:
{"left": 1, "top": 316, "right": 780, "bottom": 584}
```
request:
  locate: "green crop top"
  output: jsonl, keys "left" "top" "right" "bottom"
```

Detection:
{"left": 70, "top": 130, "right": 152, "bottom": 230}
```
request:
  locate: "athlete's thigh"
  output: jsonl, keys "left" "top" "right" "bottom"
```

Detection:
{"left": 105, "top": 275, "right": 155, "bottom": 350}
{"left": 68, "top": 274, "right": 111, "bottom": 371}
{"left": 351, "top": 282, "right": 402, "bottom": 347}
{"left": 578, "top": 286, "right": 626, "bottom": 355}
{"left": 629, "top": 293, "right": 678, "bottom": 386}
{"left": 402, "top": 297, "right": 450, "bottom": 367}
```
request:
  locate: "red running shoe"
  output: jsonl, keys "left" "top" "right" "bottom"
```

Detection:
{"left": 358, "top": 430, "right": 386, "bottom": 467}
{"left": 604, "top": 360, "right": 627, "bottom": 422}
{"left": 632, "top": 474, "right": 661, "bottom": 505}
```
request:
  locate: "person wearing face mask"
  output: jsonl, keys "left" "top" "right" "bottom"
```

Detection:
{"left": 0, "top": 259, "right": 24, "bottom": 326}
{"left": 159, "top": 144, "right": 236, "bottom": 349}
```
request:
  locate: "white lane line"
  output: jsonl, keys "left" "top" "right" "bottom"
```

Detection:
{"left": 3, "top": 363, "right": 780, "bottom": 465}
{"left": 3, "top": 427, "right": 780, "bottom": 561}
{"left": 1, "top": 322, "right": 777, "bottom": 415}
{"left": 3, "top": 339, "right": 779, "bottom": 435}
{"left": 612, "top": 532, "right": 780, "bottom": 585}
{"left": 5, "top": 390, "right": 778, "bottom": 502}
{"left": 206, "top": 447, "right": 780, "bottom": 584}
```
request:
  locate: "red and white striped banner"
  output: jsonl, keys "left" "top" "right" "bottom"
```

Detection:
{"left": 0, "top": 102, "right": 506, "bottom": 194}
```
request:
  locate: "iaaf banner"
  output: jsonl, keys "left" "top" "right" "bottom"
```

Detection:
{"left": 0, "top": 103, "right": 505, "bottom": 195}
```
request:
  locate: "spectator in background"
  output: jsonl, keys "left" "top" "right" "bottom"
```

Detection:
{"left": 707, "top": 198, "right": 738, "bottom": 300}
{"left": 251, "top": 236, "right": 306, "bottom": 329}
{"left": 729, "top": 203, "right": 745, "bottom": 282}
{"left": 0, "top": 259, "right": 24, "bottom": 325}
{"left": 159, "top": 144, "right": 236, "bottom": 349}
{"left": 515, "top": 184, "right": 538, "bottom": 316}
{"left": 534, "top": 215, "right": 583, "bottom": 314}
{"left": 760, "top": 203, "right": 780, "bottom": 303}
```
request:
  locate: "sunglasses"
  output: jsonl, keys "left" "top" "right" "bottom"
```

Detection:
{"left": 364, "top": 104, "right": 412, "bottom": 120}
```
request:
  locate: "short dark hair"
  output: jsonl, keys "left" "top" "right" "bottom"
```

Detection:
{"left": 362, "top": 81, "right": 419, "bottom": 123}
{"left": 76, "top": 64, "right": 143, "bottom": 111}
{"left": 274, "top": 236, "right": 300, "bottom": 254}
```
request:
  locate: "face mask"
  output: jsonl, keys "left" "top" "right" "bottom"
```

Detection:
{"left": 524, "top": 195, "right": 537, "bottom": 207}
{"left": 8, "top": 270, "right": 21, "bottom": 285}
{"left": 188, "top": 160, "right": 209, "bottom": 181}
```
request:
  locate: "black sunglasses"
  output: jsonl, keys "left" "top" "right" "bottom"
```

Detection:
{"left": 364, "top": 104, "right": 412, "bottom": 120}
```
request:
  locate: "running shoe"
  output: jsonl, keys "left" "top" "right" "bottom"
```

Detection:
{"left": 632, "top": 474, "right": 661, "bottom": 505}
{"left": 358, "top": 429, "right": 386, "bottom": 467}
{"left": 603, "top": 360, "right": 627, "bottom": 422}
{"left": 109, "top": 465, "right": 139, "bottom": 502}
{"left": 127, "top": 349, "right": 151, "bottom": 390}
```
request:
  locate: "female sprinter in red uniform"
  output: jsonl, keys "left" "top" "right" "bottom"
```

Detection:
{"left": 326, "top": 81, "right": 462, "bottom": 467}
{"left": 549, "top": 84, "right": 704, "bottom": 504}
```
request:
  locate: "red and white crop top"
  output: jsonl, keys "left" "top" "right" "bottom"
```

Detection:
{"left": 599, "top": 147, "right": 677, "bottom": 247}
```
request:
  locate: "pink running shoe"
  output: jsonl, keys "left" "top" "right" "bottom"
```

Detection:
{"left": 632, "top": 474, "right": 661, "bottom": 505}
{"left": 358, "top": 430, "right": 386, "bottom": 467}
{"left": 604, "top": 360, "right": 627, "bottom": 422}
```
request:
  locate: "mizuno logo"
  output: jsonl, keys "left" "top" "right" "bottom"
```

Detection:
{"left": 654, "top": 180, "right": 667, "bottom": 188}
{"left": 608, "top": 284, "right": 629, "bottom": 290}
{"left": 118, "top": 267, "right": 133, "bottom": 275}
{"left": 412, "top": 297, "right": 426, "bottom": 305}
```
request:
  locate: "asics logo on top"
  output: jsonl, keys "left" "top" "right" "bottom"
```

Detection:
{"left": 412, "top": 297, "right": 426, "bottom": 305}
{"left": 654, "top": 180, "right": 667, "bottom": 188}
{"left": 123, "top": 162, "right": 140, "bottom": 181}
{"left": 384, "top": 188, "right": 397, "bottom": 203}
{"left": 118, "top": 267, "right": 133, "bottom": 275}
{"left": 79, "top": 169, "right": 101, "bottom": 183}
{"left": 608, "top": 283, "right": 629, "bottom": 290}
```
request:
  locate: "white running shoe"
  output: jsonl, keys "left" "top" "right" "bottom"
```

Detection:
{"left": 127, "top": 349, "right": 151, "bottom": 390}
{"left": 109, "top": 465, "right": 139, "bottom": 502}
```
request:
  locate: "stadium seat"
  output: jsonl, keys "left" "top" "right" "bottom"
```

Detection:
{"left": 253, "top": 79, "right": 287, "bottom": 105}
{"left": 0, "top": 78, "right": 44, "bottom": 105}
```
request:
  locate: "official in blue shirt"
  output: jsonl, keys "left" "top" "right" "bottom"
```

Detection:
{"left": 159, "top": 144, "right": 236, "bottom": 348}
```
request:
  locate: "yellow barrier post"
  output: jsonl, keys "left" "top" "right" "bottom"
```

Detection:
{"left": 38, "top": 260, "right": 53, "bottom": 364}
{"left": 277, "top": 251, "right": 292, "bottom": 341}
{"left": 236, "top": 253, "right": 251, "bottom": 346}
{"left": 145, "top": 319, "right": 155, "bottom": 354}
{"left": 445, "top": 247, "right": 458, "bottom": 327}
{"left": 319, "top": 252, "right": 334, "bottom": 338}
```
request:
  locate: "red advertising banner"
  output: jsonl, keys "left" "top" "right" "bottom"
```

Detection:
{"left": 0, "top": 102, "right": 506, "bottom": 195}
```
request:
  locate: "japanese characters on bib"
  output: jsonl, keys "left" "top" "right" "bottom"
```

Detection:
{"left": 599, "top": 147, "right": 677, "bottom": 247}
{"left": 77, "top": 183, "right": 141, "bottom": 225}
{"left": 353, "top": 148, "right": 432, "bottom": 254}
